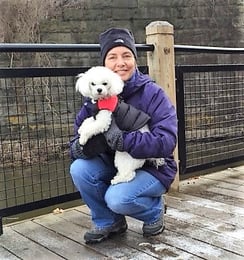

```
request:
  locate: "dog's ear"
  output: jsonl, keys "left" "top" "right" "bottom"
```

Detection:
{"left": 75, "top": 73, "right": 84, "bottom": 91}
{"left": 76, "top": 73, "right": 84, "bottom": 78}
{"left": 109, "top": 72, "right": 124, "bottom": 95}
{"left": 75, "top": 73, "right": 91, "bottom": 97}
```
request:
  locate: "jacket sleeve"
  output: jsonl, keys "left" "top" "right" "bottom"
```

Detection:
{"left": 70, "top": 103, "right": 110, "bottom": 160}
{"left": 73, "top": 98, "right": 99, "bottom": 134}
{"left": 122, "top": 85, "right": 178, "bottom": 159}
{"left": 70, "top": 105, "right": 89, "bottom": 159}
{"left": 73, "top": 106, "right": 88, "bottom": 135}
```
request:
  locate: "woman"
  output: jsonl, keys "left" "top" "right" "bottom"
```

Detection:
{"left": 70, "top": 28, "right": 178, "bottom": 244}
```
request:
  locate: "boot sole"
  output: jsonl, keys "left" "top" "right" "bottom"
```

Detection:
{"left": 85, "top": 225, "right": 128, "bottom": 244}
{"left": 143, "top": 225, "right": 165, "bottom": 237}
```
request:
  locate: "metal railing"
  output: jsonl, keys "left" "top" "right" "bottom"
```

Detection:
{"left": 0, "top": 43, "right": 154, "bottom": 52}
{"left": 0, "top": 43, "right": 243, "bottom": 234}
{"left": 1, "top": 43, "right": 244, "bottom": 54}
{"left": 176, "top": 64, "right": 244, "bottom": 174}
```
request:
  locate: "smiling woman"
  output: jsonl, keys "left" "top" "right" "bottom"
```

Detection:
{"left": 99, "top": 28, "right": 138, "bottom": 81}
{"left": 69, "top": 27, "right": 178, "bottom": 244}
{"left": 104, "top": 46, "right": 136, "bottom": 81}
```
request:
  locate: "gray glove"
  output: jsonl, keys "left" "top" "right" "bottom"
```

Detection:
{"left": 104, "top": 117, "right": 124, "bottom": 151}
{"left": 71, "top": 138, "right": 89, "bottom": 159}
{"left": 70, "top": 134, "right": 110, "bottom": 159}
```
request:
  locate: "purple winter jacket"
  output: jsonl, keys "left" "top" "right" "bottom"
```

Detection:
{"left": 71, "top": 68, "right": 178, "bottom": 190}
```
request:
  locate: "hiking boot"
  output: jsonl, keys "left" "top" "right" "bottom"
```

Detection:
{"left": 84, "top": 218, "right": 128, "bottom": 244}
{"left": 142, "top": 217, "right": 165, "bottom": 237}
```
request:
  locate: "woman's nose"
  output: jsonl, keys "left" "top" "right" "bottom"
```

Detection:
{"left": 116, "top": 56, "right": 125, "bottom": 66}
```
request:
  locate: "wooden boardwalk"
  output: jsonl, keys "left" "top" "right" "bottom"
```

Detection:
{"left": 1, "top": 165, "right": 244, "bottom": 260}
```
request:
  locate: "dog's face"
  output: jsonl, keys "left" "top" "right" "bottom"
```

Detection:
{"left": 75, "top": 66, "right": 124, "bottom": 100}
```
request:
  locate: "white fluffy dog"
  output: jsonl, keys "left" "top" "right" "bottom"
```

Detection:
{"left": 75, "top": 66, "right": 164, "bottom": 185}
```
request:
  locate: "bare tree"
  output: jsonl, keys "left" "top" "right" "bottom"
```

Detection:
{"left": 0, "top": 0, "right": 61, "bottom": 67}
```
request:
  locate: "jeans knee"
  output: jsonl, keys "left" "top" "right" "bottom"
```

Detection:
{"left": 70, "top": 160, "right": 79, "bottom": 177}
{"left": 105, "top": 187, "right": 130, "bottom": 215}
{"left": 70, "top": 159, "right": 89, "bottom": 183}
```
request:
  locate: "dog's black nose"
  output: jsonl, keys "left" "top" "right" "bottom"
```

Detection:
{"left": 97, "top": 88, "right": 103, "bottom": 93}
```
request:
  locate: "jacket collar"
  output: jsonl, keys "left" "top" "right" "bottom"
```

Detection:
{"left": 121, "top": 68, "right": 152, "bottom": 99}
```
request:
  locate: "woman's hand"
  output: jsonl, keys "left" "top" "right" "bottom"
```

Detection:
{"left": 104, "top": 117, "right": 124, "bottom": 151}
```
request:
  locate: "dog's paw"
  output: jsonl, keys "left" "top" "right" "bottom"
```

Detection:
{"left": 111, "top": 171, "right": 136, "bottom": 185}
{"left": 96, "top": 110, "right": 112, "bottom": 132}
{"left": 147, "top": 158, "right": 165, "bottom": 169}
{"left": 111, "top": 176, "right": 122, "bottom": 185}
{"left": 79, "top": 135, "right": 88, "bottom": 145}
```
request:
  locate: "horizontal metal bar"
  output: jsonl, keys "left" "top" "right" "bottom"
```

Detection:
{"left": 0, "top": 43, "right": 243, "bottom": 54}
{"left": 174, "top": 44, "right": 244, "bottom": 54}
{"left": 182, "top": 155, "right": 244, "bottom": 175}
{"left": 0, "top": 65, "right": 148, "bottom": 78}
{"left": 175, "top": 64, "right": 244, "bottom": 73}
{"left": 0, "top": 43, "right": 154, "bottom": 52}
{"left": 0, "top": 67, "right": 89, "bottom": 78}
{"left": 0, "top": 192, "right": 81, "bottom": 218}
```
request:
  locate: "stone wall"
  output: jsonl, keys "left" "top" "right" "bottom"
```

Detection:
{"left": 38, "top": 0, "right": 244, "bottom": 66}
{"left": 0, "top": 0, "right": 243, "bottom": 66}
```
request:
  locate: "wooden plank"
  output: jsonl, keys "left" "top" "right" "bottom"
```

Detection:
{"left": 166, "top": 193, "right": 244, "bottom": 229}
{"left": 203, "top": 174, "right": 244, "bottom": 186}
{"left": 1, "top": 167, "right": 243, "bottom": 260}
{"left": 180, "top": 172, "right": 244, "bottom": 199}
{"left": 206, "top": 186, "right": 244, "bottom": 200}
{"left": 167, "top": 192, "right": 244, "bottom": 216}
{"left": 0, "top": 245, "right": 19, "bottom": 260}
{"left": 77, "top": 205, "right": 243, "bottom": 260}
{"left": 33, "top": 210, "right": 161, "bottom": 260}
{"left": 59, "top": 208, "right": 202, "bottom": 260}
{"left": 179, "top": 175, "right": 244, "bottom": 207}
{"left": 236, "top": 185, "right": 244, "bottom": 192}
{"left": 201, "top": 168, "right": 244, "bottom": 183}
{"left": 182, "top": 175, "right": 244, "bottom": 190}
{"left": 179, "top": 188, "right": 244, "bottom": 208}
{"left": 165, "top": 221, "right": 244, "bottom": 259}
{"left": 0, "top": 226, "right": 62, "bottom": 260}
{"left": 127, "top": 216, "right": 244, "bottom": 260}
{"left": 165, "top": 207, "right": 244, "bottom": 255}
{"left": 10, "top": 220, "right": 104, "bottom": 260}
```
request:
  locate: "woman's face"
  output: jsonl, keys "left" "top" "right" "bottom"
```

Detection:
{"left": 104, "top": 46, "right": 136, "bottom": 81}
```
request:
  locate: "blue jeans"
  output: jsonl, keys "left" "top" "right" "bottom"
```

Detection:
{"left": 70, "top": 154, "right": 166, "bottom": 228}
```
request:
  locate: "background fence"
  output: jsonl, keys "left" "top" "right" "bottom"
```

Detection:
{"left": 176, "top": 65, "right": 244, "bottom": 174}
{"left": 0, "top": 68, "right": 83, "bottom": 208}
{"left": 0, "top": 43, "right": 244, "bottom": 234}
{"left": 0, "top": 67, "right": 84, "bottom": 234}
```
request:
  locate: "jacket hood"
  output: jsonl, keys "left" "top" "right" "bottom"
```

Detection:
{"left": 121, "top": 68, "right": 153, "bottom": 99}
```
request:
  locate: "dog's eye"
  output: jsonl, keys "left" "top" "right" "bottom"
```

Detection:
{"left": 102, "top": 82, "right": 108, "bottom": 86}
{"left": 91, "top": 82, "right": 96, "bottom": 86}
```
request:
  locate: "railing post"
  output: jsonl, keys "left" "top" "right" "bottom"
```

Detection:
{"left": 146, "top": 21, "right": 179, "bottom": 191}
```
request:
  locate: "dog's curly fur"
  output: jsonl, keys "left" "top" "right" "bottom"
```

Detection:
{"left": 75, "top": 66, "right": 164, "bottom": 185}
{"left": 75, "top": 66, "right": 123, "bottom": 147}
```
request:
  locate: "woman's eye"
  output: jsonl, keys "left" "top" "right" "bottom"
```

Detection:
{"left": 124, "top": 55, "right": 132, "bottom": 59}
{"left": 108, "top": 56, "right": 116, "bottom": 60}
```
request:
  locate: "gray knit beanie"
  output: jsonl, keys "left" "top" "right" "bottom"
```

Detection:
{"left": 99, "top": 28, "right": 137, "bottom": 64}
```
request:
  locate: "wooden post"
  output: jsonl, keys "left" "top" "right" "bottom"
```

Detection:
{"left": 146, "top": 21, "right": 179, "bottom": 191}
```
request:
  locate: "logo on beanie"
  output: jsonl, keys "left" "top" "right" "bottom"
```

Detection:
{"left": 114, "top": 39, "right": 124, "bottom": 43}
